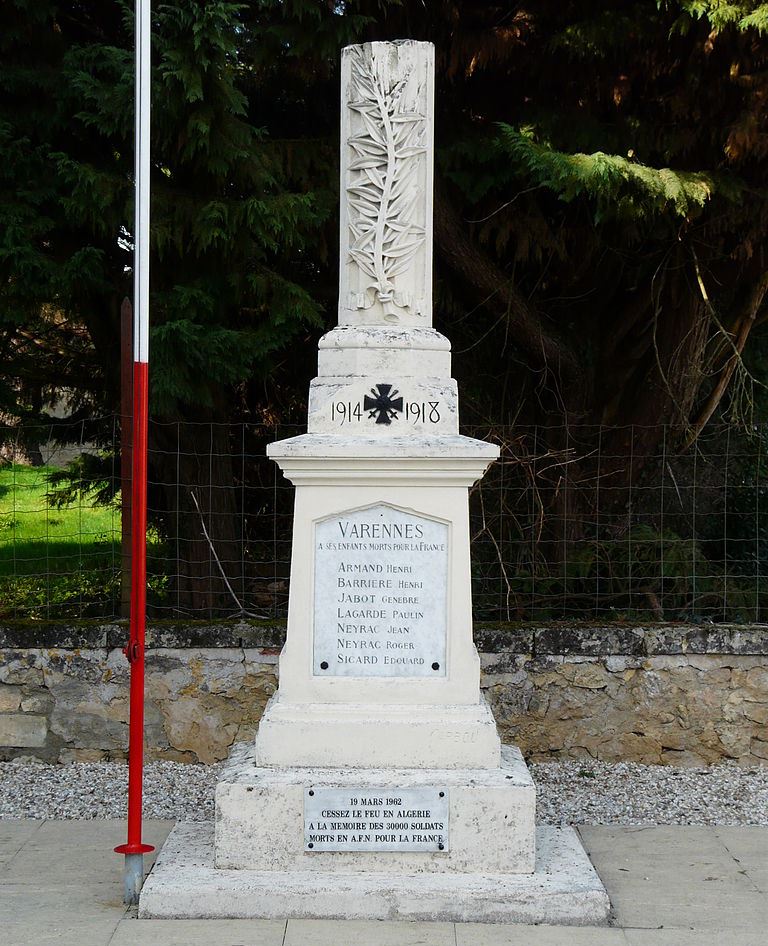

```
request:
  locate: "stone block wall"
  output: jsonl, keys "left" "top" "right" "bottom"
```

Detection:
{"left": 0, "top": 644, "right": 278, "bottom": 763}
{"left": 0, "top": 622, "right": 766, "bottom": 765}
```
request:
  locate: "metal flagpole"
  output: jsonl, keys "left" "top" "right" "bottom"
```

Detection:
{"left": 114, "top": 0, "right": 154, "bottom": 905}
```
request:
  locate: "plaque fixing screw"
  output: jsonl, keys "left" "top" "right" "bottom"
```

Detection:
{"left": 320, "top": 661, "right": 329, "bottom": 670}
{"left": 308, "top": 790, "right": 314, "bottom": 796}
{"left": 308, "top": 843, "right": 314, "bottom": 849}
{"left": 438, "top": 842, "right": 445, "bottom": 851}
{"left": 439, "top": 791, "right": 445, "bottom": 797}
{"left": 431, "top": 662, "right": 440, "bottom": 671}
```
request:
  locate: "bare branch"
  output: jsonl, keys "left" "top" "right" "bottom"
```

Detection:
{"left": 189, "top": 488, "right": 258, "bottom": 618}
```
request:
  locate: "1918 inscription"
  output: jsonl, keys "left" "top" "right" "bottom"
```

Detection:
{"left": 304, "top": 787, "right": 449, "bottom": 852}
{"left": 313, "top": 504, "right": 448, "bottom": 677}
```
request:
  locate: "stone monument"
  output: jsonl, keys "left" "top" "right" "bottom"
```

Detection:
{"left": 140, "top": 40, "right": 610, "bottom": 924}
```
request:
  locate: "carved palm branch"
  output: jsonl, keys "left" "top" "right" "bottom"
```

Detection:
{"left": 347, "top": 48, "right": 426, "bottom": 319}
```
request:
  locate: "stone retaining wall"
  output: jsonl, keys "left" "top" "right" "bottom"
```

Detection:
{"left": 1, "top": 622, "right": 766, "bottom": 765}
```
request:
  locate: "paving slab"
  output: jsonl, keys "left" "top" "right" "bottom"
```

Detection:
{"left": 623, "top": 932, "right": 767, "bottom": 946}
{"left": 455, "top": 923, "right": 627, "bottom": 945}
{"left": 284, "top": 918, "right": 456, "bottom": 946}
{"left": 0, "top": 882, "right": 127, "bottom": 946}
{"left": 33, "top": 818, "right": 174, "bottom": 850}
{"left": 579, "top": 825, "right": 739, "bottom": 870}
{"left": 4, "top": 819, "right": 174, "bottom": 886}
{"left": 612, "top": 892, "right": 767, "bottom": 930}
{"left": 742, "top": 868, "right": 768, "bottom": 893}
{"left": 0, "top": 820, "right": 765, "bottom": 943}
{"left": 111, "top": 918, "right": 287, "bottom": 945}
{"left": 4, "top": 916, "right": 123, "bottom": 946}
{"left": 0, "top": 819, "right": 43, "bottom": 846}
{"left": 0, "top": 819, "right": 43, "bottom": 859}
{"left": 579, "top": 825, "right": 767, "bottom": 930}
{"left": 714, "top": 826, "right": 768, "bottom": 870}
{"left": 0, "top": 879, "right": 127, "bottom": 919}
{"left": 10, "top": 839, "right": 145, "bottom": 886}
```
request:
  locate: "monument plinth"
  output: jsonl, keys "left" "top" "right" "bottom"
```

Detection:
{"left": 140, "top": 41, "right": 610, "bottom": 924}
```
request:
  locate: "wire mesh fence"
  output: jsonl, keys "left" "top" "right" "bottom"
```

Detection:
{"left": 1, "top": 417, "right": 766, "bottom": 623}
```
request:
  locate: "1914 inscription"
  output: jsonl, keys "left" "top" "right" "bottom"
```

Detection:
{"left": 313, "top": 504, "right": 448, "bottom": 677}
{"left": 304, "top": 787, "right": 449, "bottom": 852}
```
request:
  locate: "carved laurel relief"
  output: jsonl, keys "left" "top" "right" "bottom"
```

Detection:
{"left": 346, "top": 48, "right": 426, "bottom": 322}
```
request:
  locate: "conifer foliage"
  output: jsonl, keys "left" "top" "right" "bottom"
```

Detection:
{"left": 3, "top": 1, "right": 767, "bottom": 435}
{"left": 0, "top": 0, "right": 336, "bottom": 419}
{"left": 0, "top": 0, "right": 363, "bottom": 610}
{"left": 416, "top": 1, "right": 768, "bottom": 446}
{"left": 2, "top": 1, "right": 768, "bottom": 612}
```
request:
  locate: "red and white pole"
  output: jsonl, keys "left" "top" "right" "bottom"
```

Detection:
{"left": 115, "top": 0, "right": 154, "bottom": 904}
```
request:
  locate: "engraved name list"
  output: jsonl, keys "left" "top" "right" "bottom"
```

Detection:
{"left": 313, "top": 504, "right": 448, "bottom": 676}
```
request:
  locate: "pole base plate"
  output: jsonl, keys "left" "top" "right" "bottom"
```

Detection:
{"left": 115, "top": 843, "right": 155, "bottom": 855}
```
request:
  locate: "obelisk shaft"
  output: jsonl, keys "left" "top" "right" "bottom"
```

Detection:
{"left": 338, "top": 41, "right": 434, "bottom": 327}
{"left": 309, "top": 41, "right": 452, "bottom": 436}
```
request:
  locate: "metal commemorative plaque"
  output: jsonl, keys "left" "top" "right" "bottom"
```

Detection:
{"left": 304, "top": 787, "right": 449, "bottom": 852}
{"left": 312, "top": 504, "right": 448, "bottom": 678}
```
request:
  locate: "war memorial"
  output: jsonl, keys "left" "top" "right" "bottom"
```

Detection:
{"left": 139, "top": 40, "right": 610, "bottom": 924}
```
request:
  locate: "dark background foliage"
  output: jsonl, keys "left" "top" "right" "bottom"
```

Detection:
{"left": 2, "top": 1, "right": 768, "bottom": 615}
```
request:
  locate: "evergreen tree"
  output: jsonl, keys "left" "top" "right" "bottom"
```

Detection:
{"left": 358, "top": 1, "right": 768, "bottom": 539}
{"left": 2, "top": 1, "right": 768, "bottom": 612}
{"left": 0, "top": 0, "right": 379, "bottom": 610}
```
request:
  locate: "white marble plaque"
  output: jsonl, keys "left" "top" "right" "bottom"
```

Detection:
{"left": 304, "top": 787, "right": 449, "bottom": 852}
{"left": 313, "top": 504, "right": 448, "bottom": 677}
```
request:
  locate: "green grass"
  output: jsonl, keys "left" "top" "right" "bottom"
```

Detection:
{"left": 0, "top": 464, "right": 120, "bottom": 618}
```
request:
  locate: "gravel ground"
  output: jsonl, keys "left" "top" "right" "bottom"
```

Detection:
{"left": 1, "top": 758, "right": 767, "bottom": 824}
{"left": 531, "top": 760, "right": 768, "bottom": 825}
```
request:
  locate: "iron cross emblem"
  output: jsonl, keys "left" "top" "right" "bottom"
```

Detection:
{"left": 363, "top": 383, "right": 403, "bottom": 425}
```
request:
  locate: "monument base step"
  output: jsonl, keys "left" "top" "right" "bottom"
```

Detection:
{"left": 139, "top": 823, "right": 611, "bottom": 925}
{"left": 215, "top": 743, "right": 535, "bottom": 873}
{"left": 251, "top": 694, "right": 502, "bottom": 769}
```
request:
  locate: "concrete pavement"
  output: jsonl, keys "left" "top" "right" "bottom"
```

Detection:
{"left": 0, "top": 820, "right": 765, "bottom": 945}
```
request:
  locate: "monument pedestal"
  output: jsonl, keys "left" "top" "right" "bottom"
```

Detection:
{"left": 142, "top": 748, "right": 608, "bottom": 923}
{"left": 139, "top": 433, "right": 610, "bottom": 920}
{"left": 140, "top": 823, "right": 609, "bottom": 924}
{"left": 215, "top": 743, "right": 534, "bottom": 874}
{"left": 139, "top": 39, "right": 609, "bottom": 925}
{"left": 254, "top": 433, "right": 503, "bottom": 769}
{"left": 252, "top": 694, "right": 502, "bottom": 769}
